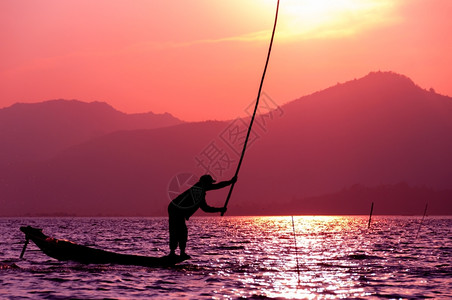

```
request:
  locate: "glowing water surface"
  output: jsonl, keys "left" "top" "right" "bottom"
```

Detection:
{"left": 1, "top": 216, "right": 451, "bottom": 299}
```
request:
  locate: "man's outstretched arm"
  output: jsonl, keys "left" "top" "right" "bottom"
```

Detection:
{"left": 206, "top": 176, "right": 237, "bottom": 191}
{"left": 199, "top": 201, "right": 227, "bottom": 214}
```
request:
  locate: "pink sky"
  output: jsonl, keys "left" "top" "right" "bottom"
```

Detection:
{"left": 1, "top": 0, "right": 451, "bottom": 121}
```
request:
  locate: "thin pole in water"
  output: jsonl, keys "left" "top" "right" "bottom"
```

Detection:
{"left": 221, "top": 0, "right": 280, "bottom": 216}
{"left": 20, "top": 238, "right": 29, "bottom": 259}
{"left": 367, "top": 202, "right": 374, "bottom": 229}
{"left": 415, "top": 203, "right": 428, "bottom": 239}
{"left": 291, "top": 216, "right": 301, "bottom": 284}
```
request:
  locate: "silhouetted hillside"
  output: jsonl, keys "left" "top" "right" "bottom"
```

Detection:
{"left": 247, "top": 71, "right": 452, "bottom": 203}
{"left": 1, "top": 72, "right": 452, "bottom": 216}
{"left": 285, "top": 183, "right": 452, "bottom": 215}
{"left": 1, "top": 121, "right": 225, "bottom": 216}
{"left": 0, "top": 99, "right": 183, "bottom": 164}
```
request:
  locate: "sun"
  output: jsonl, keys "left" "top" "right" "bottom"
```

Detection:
{"left": 259, "top": 0, "right": 397, "bottom": 40}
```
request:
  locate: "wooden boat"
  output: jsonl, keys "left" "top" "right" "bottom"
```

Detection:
{"left": 20, "top": 226, "right": 187, "bottom": 267}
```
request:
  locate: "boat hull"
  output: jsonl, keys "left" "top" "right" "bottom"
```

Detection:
{"left": 20, "top": 226, "right": 187, "bottom": 267}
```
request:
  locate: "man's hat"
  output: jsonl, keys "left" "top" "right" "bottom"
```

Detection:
{"left": 199, "top": 174, "right": 216, "bottom": 183}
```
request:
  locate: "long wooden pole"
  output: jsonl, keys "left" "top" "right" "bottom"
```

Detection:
{"left": 367, "top": 202, "right": 374, "bottom": 229}
{"left": 291, "top": 216, "right": 301, "bottom": 284}
{"left": 415, "top": 203, "right": 428, "bottom": 239}
{"left": 221, "top": 0, "right": 280, "bottom": 215}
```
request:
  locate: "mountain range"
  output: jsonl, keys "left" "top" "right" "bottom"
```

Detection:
{"left": 1, "top": 71, "right": 451, "bottom": 216}
{"left": 0, "top": 99, "right": 182, "bottom": 164}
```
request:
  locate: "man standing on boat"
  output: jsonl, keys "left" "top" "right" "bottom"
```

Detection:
{"left": 168, "top": 174, "right": 237, "bottom": 259}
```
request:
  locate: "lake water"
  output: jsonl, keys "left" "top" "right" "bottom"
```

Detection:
{"left": 1, "top": 216, "right": 451, "bottom": 299}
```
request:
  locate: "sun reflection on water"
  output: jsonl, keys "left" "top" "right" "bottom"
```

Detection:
{"left": 3, "top": 216, "right": 450, "bottom": 299}
{"left": 211, "top": 216, "right": 380, "bottom": 298}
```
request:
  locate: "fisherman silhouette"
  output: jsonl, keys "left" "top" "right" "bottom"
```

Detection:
{"left": 168, "top": 174, "right": 237, "bottom": 259}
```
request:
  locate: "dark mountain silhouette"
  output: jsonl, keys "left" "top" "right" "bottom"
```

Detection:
{"left": 0, "top": 99, "right": 183, "bottom": 164}
{"left": 281, "top": 183, "right": 452, "bottom": 216}
{"left": 246, "top": 71, "right": 452, "bottom": 207}
{"left": 1, "top": 72, "right": 452, "bottom": 216}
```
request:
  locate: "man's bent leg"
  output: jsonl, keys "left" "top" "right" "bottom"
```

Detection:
{"left": 168, "top": 215, "right": 179, "bottom": 255}
{"left": 179, "top": 220, "right": 188, "bottom": 254}
{"left": 179, "top": 220, "right": 191, "bottom": 259}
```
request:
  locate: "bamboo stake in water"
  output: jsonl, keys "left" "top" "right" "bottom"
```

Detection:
{"left": 20, "top": 238, "right": 29, "bottom": 259}
{"left": 367, "top": 202, "right": 374, "bottom": 229}
{"left": 291, "top": 216, "right": 301, "bottom": 284}
{"left": 415, "top": 203, "right": 428, "bottom": 239}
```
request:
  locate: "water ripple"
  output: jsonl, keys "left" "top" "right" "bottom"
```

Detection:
{"left": 0, "top": 216, "right": 451, "bottom": 299}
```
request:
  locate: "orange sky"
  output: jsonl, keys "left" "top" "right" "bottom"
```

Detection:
{"left": 1, "top": 0, "right": 451, "bottom": 121}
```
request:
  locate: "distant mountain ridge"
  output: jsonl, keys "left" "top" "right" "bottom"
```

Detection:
{"left": 287, "top": 183, "right": 452, "bottom": 215}
{"left": 0, "top": 99, "right": 183, "bottom": 163}
{"left": 1, "top": 72, "right": 452, "bottom": 216}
